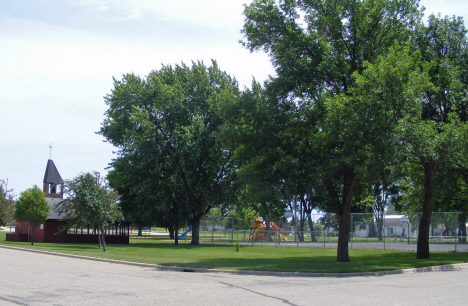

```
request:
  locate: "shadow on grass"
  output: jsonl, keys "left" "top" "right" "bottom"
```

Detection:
{"left": 155, "top": 251, "right": 468, "bottom": 274}
{"left": 128, "top": 239, "right": 237, "bottom": 250}
{"left": 157, "top": 256, "right": 340, "bottom": 273}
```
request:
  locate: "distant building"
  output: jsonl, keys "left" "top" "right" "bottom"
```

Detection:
{"left": 354, "top": 215, "right": 411, "bottom": 238}
{"left": 7, "top": 159, "right": 130, "bottom": 244}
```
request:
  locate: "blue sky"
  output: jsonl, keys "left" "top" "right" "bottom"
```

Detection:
{"left": 1, "top": 0, "right": 467, "bottom": 196}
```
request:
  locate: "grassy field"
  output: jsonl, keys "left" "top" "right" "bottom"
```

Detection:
{"left": 1, "top": 231, "right": 467, "bottom": 273}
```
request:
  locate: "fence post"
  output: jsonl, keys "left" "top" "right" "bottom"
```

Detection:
{"left": 251, "top": 216, "right": 255, "bottom": 246}
{"left": 278, "top": 220, "right": 281, "bottom": 247}
{"left": 297, "top": 230, "right": 299, "bottom": 248}
{"left": 407, "top": 221, "right": 410, "bottom": 245}
{"left": 268, "top": 223, "right": 270, "bottom": 245}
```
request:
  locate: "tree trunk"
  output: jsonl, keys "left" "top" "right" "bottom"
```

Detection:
{"left": 368, "top": 222, "right": 376, "bottom": 238}
{"left": 168, "top": 225, "right": 174, "bottom": 240}
{"left": 31, "top": 224, "right": 36, "bottom": 246}
{"left": 101, "top": 227, "right": 107, "bottom": 252}
{"left": 174, "top": 215, "right": 179, "bottom": 245}
{"left": 458, "top": 213, "right": 466, "bottom": 243}
{"left": 298, "top": 201, "right": 304, "bottom": 242}
{"left": 191, "top": 216, "right": 201, "bottom": 245}
{"left": 299, "top": 216, "right": 305, "bottom": 242}
{"left": 95, "top": 226, "right": 101, "bottom": 248}
{"left": 336, "top": 169, "right": 359, "bottom": 262}
{"left": 266, "top": 215, "right": 272, "bottom": 242}
{"left": 417, "top": 159, "right": 435, "bottom": 259}
{"left": 377, "top": 214, "right": 383, "bottom": 241}
{"left": 307, "top": 213, "right": 317, "bottom": 242}
{"left": 138, "top": 224, "right": 143, "bottom": 236}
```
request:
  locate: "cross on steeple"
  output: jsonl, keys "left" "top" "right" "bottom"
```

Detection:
{"left": 49, "top": 143, "right": 53, "bottom": 159}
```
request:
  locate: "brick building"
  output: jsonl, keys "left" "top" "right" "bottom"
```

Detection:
{"left": 7, "top": 159, "right": 129, "bottom": 244}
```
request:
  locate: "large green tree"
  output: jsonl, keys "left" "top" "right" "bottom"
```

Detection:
{"left": 239, "top": 0, "right": 423, "bottom": 261}
{"left": 100, "top": 61, "right": 239, "bottom": 245}
{"left": 400, "top": 114, "right": 468, "bottom": 258}
{"left": 57, "top": 172, "right": 122, "bottom": 252}
{"left": 405, "top": 14, "right": 468, "bottom": 258}
{"left": 322, "top": 46, "right": 429, "bottom": 260}
{"left": 14, "top": 185, "right": 49, "bottom": 245}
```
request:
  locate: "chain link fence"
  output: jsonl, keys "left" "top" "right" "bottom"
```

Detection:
{"left": 197, "top": 216, "right": 234, "bottom": 244}
{"left": 190, "top": 212, "right": 468, "bottom": 252}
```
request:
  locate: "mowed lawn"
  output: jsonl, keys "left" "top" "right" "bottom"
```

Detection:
{"left": 1, "top": 231, "right": 467, "bottom": 273}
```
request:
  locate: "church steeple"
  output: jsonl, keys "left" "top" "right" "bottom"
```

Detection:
{"left": 43, "top": 159, "right": 64, "bottom": 199}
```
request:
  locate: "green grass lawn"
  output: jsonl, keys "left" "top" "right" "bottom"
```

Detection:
{"left": 1, "top": 231, "right": 467, "bottom": 273}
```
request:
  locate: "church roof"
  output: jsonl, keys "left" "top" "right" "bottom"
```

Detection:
{"left": 43, "top": 159, "right": 64, "bottom": 184}
{"left": 45, "top": 198, "right": 67, "bottom": 220}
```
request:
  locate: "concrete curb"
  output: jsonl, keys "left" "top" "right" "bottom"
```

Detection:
{"left": 1, "top": 244, "right": 467, "bottom": 278}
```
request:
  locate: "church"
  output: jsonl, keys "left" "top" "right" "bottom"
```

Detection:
{"left": 6, "top": 159, "right": 130, "bottom": 244}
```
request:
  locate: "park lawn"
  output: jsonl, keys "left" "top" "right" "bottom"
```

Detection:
{"left": 0, "top": 231, "right": 467, "bottom": 273}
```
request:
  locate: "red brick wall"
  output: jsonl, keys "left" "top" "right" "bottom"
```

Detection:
{"left": 43, "top": 220, "right": 69, "bottom": 243}
{"left": 14, "top": 220, "right": 45, "bottom": 242}
{"left": 12, "top": 219, "right": 129, "bottom": 244}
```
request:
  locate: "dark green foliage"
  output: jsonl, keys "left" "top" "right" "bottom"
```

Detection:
{"left": 100, "top": 61, "right": 239, "bottom": 245}
{"left": 236, "top": 0, "right": 425, "bottom": 262}
{"left": 397, "top": 14, "right": 468, "bottom": 259}
{"left": 14, "top": 185, "right": 49, "bottom": 245}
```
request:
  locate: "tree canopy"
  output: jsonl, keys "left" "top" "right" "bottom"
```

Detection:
{"left": 57, "top": 172, "right": 122, "bottom": 252}
{"left": 100, "top": 61, "right": 239, "bottom": 245}
{"left": 399, "top": 13, "right": 468, "bottom": 258}
{"left": 236, "top": 0, "right": 425, "bottom": 262}
{"left": 14, "top": 185, "right": 49, "bottom": 245}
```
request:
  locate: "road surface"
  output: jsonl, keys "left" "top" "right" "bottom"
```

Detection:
{"left": 0, "top": 247, "right": 466, "bottom": 305}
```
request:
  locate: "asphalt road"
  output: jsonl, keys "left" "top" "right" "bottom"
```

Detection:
{"left": 0, "top": 247, "right": 467, "bottom": 306}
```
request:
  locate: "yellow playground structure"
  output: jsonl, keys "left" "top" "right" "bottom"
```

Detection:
{"left": 248, "top": 217, "right": 288, "bottom": 241}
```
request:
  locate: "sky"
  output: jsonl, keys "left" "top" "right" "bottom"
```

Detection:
{"left": 1, "top": 0, "right": 467, "bottom": 197}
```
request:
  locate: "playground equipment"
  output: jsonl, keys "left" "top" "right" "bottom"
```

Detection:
{"left": 248, "top": 217, "right": 287, "bottom": 241}
{"left": 178, "top": 226, "right": 192, "bottom": 239}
